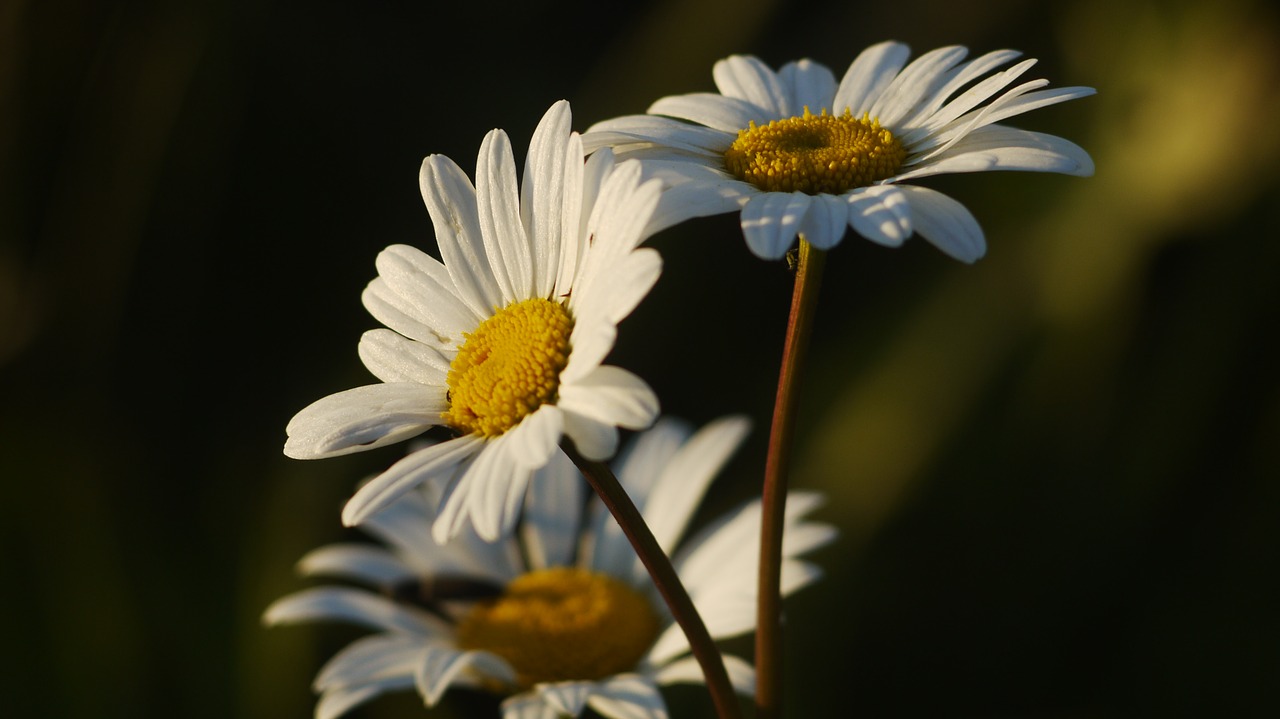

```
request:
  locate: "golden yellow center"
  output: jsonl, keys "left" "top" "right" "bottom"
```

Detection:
{"left": 724, "top": 108, "right": 906, "bottom": 194}
{"left": 455, "top": 567, "right": 661, "bottom": 690}
{"left": 443, "top": 298, "right": 573, "bottom": 437}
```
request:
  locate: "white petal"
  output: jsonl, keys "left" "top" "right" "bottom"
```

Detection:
{"left": 477, "top": 128, "right": 533, "bottom": 302}
{"left": 522, "top": 100, "right": 572, "bottom": 299}
{"left": 361, "top": 278, "right": 452, "bottom": 352}
{"left": 297, "top": 544, "right": 416, "bottom": 586}
{"left": 501, "top": 694, "right": 563, "bottom": 719}
{"left": 431, "top": 434, "right": 533, "bottom": 542}
{"left": 654, "top": 654, "right": 755, "bottom": 695}
{"left": 520, "top": 449, "right": 583, "bottom": 571}
{"left": 644, "top": 415, "right": 750, "bottom": 556}
{"left": 536, "top": 681, "right": 593, "bottom": 715}
{"left": 846, "top": 185, "right": 912, "bottom": 247}
{"left": 553, "top": 132, "right": 586, "bottom": 297}
{"left": 583, "top": 114, "right": 731, "bottom": 156}
{"left": 342, "top": 435, "right": 484, "bottom": 527}
{"left": 262, "top": 587, "right": 444, "bottom": 636}
{"left": 561, "top": 313, "right": 617, "bottom": 385}
{"left": 896, "top": 184, "right": 986, "bottom": 262}
{"left": 648, "top": 93, "right": 763, "bottom": 133}
{"left": 558, "top": 366, "right": 659, "bottom": 433}
{"left": 902, "top": 49, "right": 1023, "bottom": 128}
{"left": 779, "top": 59, "right": 837, "bottom": 114}
{"left": 867, "top": 45, "right": 968, "bottom": 127}
{"left": 713, "top": 55, "right": 790, "bottom": 116}
{"left": 284, "top": 383, "right": 443, "bottom": 459}
{"left": 358, "top": 329, "right": 450, "bottom": 385}
{"left": 572, "top": 247, "right": 662, "bottom": 328}
{"left": 740, "top": 192, "right": 811, "bottom": 260}
{"left": 895, "top": 125, "right": 1094, "bottom": 180}
{"left": 899, "top": 58, "right": 1040, "bottom": 145}
{"left": 561, "top": 408, "right": 619, "bottom": 461}
{"left": 832, "top": 41, "right": 911, "bottom": 115}
{"left": 505, "top": 405, "right": 564, "bottom": 469}
{"left": 420, "top": 154, "right": 503, "bottom": 315}
{"left": 315, "top": 633, "right": 422, "bottom": 691}
{"left": 372, "top": 243, "right": 482, "bottom": 339}
{"left": 316, "top": 676, "right": 416, "bottom": 719}
{"left": 415, "top": 645, "right": 509, "bottom": 706}
{"left": 586, "top": 675, "right": 668, "bottom": 719}
{"left": 646, "top": 173, "right": 750, "bottom": 236}
{"left": 797, "top": 194, "right": 849, "bottom": 250}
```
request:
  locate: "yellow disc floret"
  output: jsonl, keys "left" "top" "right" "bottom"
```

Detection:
{"left": 724, "top": 108, "right": 906, "bottom": 195}
{"left": 443, "top": 298, "right": 573, "bottom": 437}
{"left": 455, "top": 567, "right": 661, "bottom": 689}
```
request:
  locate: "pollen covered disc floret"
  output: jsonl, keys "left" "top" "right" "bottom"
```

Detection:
{"left": 443, "top": 297, "right": 573, "bottom": 437}
{"left": 724, "top": 108, "right": 906, "bottom": 195}
{"left": 455, "top": 567, "right": 661, "bottom": 690}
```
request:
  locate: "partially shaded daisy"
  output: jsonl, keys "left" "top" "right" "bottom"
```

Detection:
{"left": 285, "top": 100, "right": 666, "bottom": 541}
{"left": 584, "top": 41, "right": 1095, "bottom": 261}
{"left": 266, "top": 416, "right": 836, "bottom": 719}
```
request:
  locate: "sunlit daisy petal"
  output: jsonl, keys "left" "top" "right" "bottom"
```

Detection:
{"left": 583, "top": 41, "right": 1092, "bottom": 260}
{"left": 898, "top": 184, "right": 986, "bottom": 262}
{"left": 268, "top": 416, "right": 836, "bottom": 718}
{"left": 285, "top": 100, "right": 666, "bottom": 540}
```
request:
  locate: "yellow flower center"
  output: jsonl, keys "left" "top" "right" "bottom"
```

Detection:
{"left": 443, "top": 298, "right": 573, "bottom": 437}
{"left": 455, "top": 567, "right": 661, "bottom": 690}
{"left": 724, "top": 108, "right": 906, "bottom": 194}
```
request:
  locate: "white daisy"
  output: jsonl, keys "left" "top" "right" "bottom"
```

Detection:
{"left": 265, "top": 416, "right": 836, "bottom": 719}
{"left": 285, "top": 100, "right": 668, "bottom": 541}
{"left": 583, "top": 41, "right": 1095, "bottom": 262}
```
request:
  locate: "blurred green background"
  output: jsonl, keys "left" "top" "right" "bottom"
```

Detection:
{"left": 4, "top": 0, "right": 1279, "bottom": 717}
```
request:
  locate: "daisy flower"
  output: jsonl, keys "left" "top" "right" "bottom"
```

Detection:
{"left": 583, "top": 41, "right": 1095, "bottom": 261}
{"left": 284, "top": 100, "right": 667, "bottom": 541}
{"left": 265, "top": 416, "right": 837, "bottom": 719}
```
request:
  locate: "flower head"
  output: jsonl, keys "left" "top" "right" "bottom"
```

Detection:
{"left": 284, "top": 100, "right": 667, "bottom": 541}
{"left": 584, "top": 41, "right": 1095, "bottom": 261}
{"left": 266, "top": 416, "right": 836, "bottom": 719}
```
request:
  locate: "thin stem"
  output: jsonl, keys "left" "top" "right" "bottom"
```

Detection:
{"left": 755, "top": 239, "right": 826, "bottom": 719}
{"left": 563, "top": 442, "right": 743, "bottom": 719}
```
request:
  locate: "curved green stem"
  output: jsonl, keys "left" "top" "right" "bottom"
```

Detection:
{"left": 755, "top": 239, "right": 826, "bottom": 719}
{"left": 563, "top": 442, "right": 743, "bottom": 719}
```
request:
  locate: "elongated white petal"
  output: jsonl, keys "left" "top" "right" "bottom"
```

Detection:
{"left": 833, "top": 41, "right": 911, "bottom": 115}
{"left": 415, "top": 645, "right": 513, "bottom": 706}
{"left": 648, "top": 93, "right": 764, "bottom": 134}
{"left": 713, "top": 54, "right": 789, "bottom": 116}
{"left": 586, "top": 674, "right": 668, "bottom": 719}
{"left": 558, "top": 365, "right": 659, "bottom": 432}
{"left": 583, "top": 116, "right": 730, "bottom": 157}
{"left": 654, "top": 654, "right": 755, "bottom": 695}
{"left": 779, "top": 59, "right": 837, "bottom": 115}
{"left": 477, "top": 128, "right": 533, "bottom": 302}
{"left": 740, "top": 192, "right": 811, "bottom": 259}
{"left": 420, "top": 154, "right": 503, "bottom": 315}
{"left": 896, "top": 125, "right": 1095, "bottom": 180}
{"left": 869, "top": 45, "right": 968, "bottom": 127}
{"left": 522, "top": 100, "right": 572, "bottom": 298}
{"left": 284, "top": 383, "right": 443, "bottom": 459}
{"left": 358, "top": 329, "right": 450, "bottom": 385}
{"left": 317, "top": 675, "right": 416, "bottom": 719}
{"left": 899, "top": 58, "right": 1040, "bottom": 145}
{"left": 431, "top": 434, "right": 533, "bottom": 542}
{"left": 846, "top": 185, "right": 912, "bottom": 247}
{"left": 896, "top": 184, "right": 986, "bottom": 262}
{"left": 520, "top": 449, "right": 582, "bottom": 571}
{"left": 903, "top": 48, "right": 1023, "bottom": 128}
{"left": 315, "top": 633, "right": 422, "bottom": 691}
{"left": 372, "top": 243, "right": 482, "bottom": 339}
{"left": 263, "top": 587, "right": 445, "bottom": 636}
{"left": 644, "top": 415, "right": 750, "bottom": 556}
{"left": 298, "top": 543, "right": 416, "bottom": 586}
{"left": 342, "top": 434, "right": 483, "bottom": 527}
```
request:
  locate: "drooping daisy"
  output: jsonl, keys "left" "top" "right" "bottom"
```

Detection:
{"left": 583, "top": 41, "right": 1095, "bottom": 262}
{"left": 266, "top": 416, "right": 836, "bottom": 719}
{"left": 285, "top": 100, "right": 668, "bottom": 541}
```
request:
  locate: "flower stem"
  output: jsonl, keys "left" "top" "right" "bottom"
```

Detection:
{"left": 755, "top": 238, "right": 826, "bottom": 719}
{"left": 564, "top": 442, "right": 742, "bottom": 719}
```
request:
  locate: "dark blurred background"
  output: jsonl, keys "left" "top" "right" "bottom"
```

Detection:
{"left": 4, "top": 0, "right": 1279, "bottom": 717}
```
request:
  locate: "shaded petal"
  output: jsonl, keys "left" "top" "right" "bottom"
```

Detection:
{"left": 522, "top": 100, "right": 572, "bottom": 298}
{"left": 432, "top": 433, "right": 534, "bottom": 542}
{"left": 713, "top": 55, "right": 789, "bottom": 116}
{"left": 297, "top": 543, "right": 416, "bottom": 586}
{"left": 537, "top": 681, "right": 593, "bottom": 715}
{"left": 284, "top": 383, "right": 443, "bottom": 459}
{"left": 317, "top": 675, "right": 416, "bottom": 719}
{"left": 477, "top": 127, "right": 533, "bottom": 302}
{"left": 582, "top": 115, "right": 731, "bottom": 156}
{"left": 897, "top": 184, "right": 986, "bottom": 262}
{"left": 263, "top": 587, "right": 445, "bottom": 636}
{"left": 868, "top": 45, "right": 969, "bottom": 128}
{"left": 341, "top": 435, "right": 484, "bottom": 527}
{"left": 520, "top": 449, "right": 583, "bottom": 571}
{"left": 846, "top": 185, "right": 912, "bottom": 247}
{"left": 315, "top": 633, "right": 422, "bottom": 691}
{"left": 796, "top": 194, "right": 849, "bottom": 250}
{"left": 648, "top": 93, "right": 764, "bottom": 133}
{"left": 740, "top": 192, "right": 811, "bottom": 260}
{"left": 899, "top": 58, "right": 1040, "bottom": 145}
{"left": 654, "top": 654, "right": 755, "bottom": 695}
{"left": 558, "top": 366, "right": 659, "bottom": 432}
{"left": 358, "top": 329, "right": 450, "bottom": 386}
{"left": 586, "top": 675, "right": 668, "bottom": 719}
{"left": 901, "top": 49, "right": 1023, "bottom": 128}
{"left": 560, "top": 408, "right": 619, "bottom": 461}
{"left": 644, "top": 416, "right": 750, "bottom": 556}
{"left": 779, "top": 59, "right": 837, "bottom": 114}
{"left": 502, "top": 694, "right": 564, "bottom": 719}
{"left": 832, "top": 41, "right": 911, "bottom": 115}
{"left": 896, "top": 125, "right": 1094, "bottom": 180}
{"left": 416, "top": 645, "right": 514, "bottom": 706}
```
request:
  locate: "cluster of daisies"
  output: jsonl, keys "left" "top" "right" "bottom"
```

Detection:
{"left": 267, "top": 42, "right": 1092, "bottom": 719}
